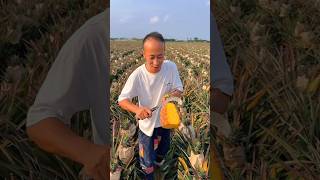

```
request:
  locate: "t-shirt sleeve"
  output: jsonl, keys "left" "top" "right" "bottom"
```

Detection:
{"left": 118, "top": 71, "right": 139, "bottom": 102}
{"left": 211, "top": 12, "right": 234, "bottom": 96}
{"left": 172, "top": 63, "right": 184, "bottom": 92}
{"left": 26, "top": 28, "right": 91, "bottom": 127}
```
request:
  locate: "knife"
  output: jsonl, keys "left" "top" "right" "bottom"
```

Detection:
{"left": 151, "top": 106, "right": 159, "bottom": 112}
{"left": 135, "top": 105, "right": 159, "bottom": 120}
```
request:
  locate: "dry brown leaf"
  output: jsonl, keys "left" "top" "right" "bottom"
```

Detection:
{"left": 189, "top": 151, "right": 205, "bottom": 170}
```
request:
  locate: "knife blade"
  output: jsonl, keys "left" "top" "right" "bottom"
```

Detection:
{"left": 151, "top": 106, "right": 159, "bottom": 112}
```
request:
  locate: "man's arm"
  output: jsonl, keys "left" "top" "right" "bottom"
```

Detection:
{"left": 212, "top": 88, "right": 230, "bottom": 114}
{"left": 26, "top": 118, "right": 109, "bottom": 180}
{"left": 118, "top": 99, "right": 152, "bottom": 120}
{"left": 161, "top": 89, "right": 183, "bottom": 103}
{"left": 26, "top": 10, "right": 110, "bottom": 179}
{"left": 168, "top": 89, "right": 183, "bottom": 98}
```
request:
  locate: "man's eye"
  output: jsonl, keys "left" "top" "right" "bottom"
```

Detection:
{"left": 150, "top": 56, "right": 155, "bottom": 59}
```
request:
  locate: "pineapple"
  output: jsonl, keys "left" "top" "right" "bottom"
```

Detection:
{"left": 117, "top": 134, "right": 134, "bottom": 165}
{"left": 179, "top": 117, "right": 196, "bottom": 141}
{"left": 189, "top": 140, "right": 205, "bottom": 171}
{"left": 161, "top": 102, "right": 181, "bottom": 129}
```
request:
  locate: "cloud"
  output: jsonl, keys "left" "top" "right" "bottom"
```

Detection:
{"left": 149, "top": 16, "right": 159, "bottom": 24}
{"left": 163, "top": 15, "right": 169, "bottom": 22}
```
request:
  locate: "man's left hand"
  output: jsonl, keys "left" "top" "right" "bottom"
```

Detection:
{"left": 160, "top": 105, "right": 167, "bottom": 126}
{"left": 161, "top": 89, "right": 182, "bottom": 104}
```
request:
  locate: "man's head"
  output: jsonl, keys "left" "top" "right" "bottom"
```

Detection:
{"left": 142, "top": 32, "right": 165, "bottom": 73}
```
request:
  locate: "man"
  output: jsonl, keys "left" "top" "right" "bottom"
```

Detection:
{"left": 26, "top": 9, "right": 110, "bottom": 180}
{"left": 118, "top": 32, "right": 183, "bottom": 180}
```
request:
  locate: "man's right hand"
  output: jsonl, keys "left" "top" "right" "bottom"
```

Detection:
{"left": 135, "top": 107, "right": 152, "bottom": 120}
{"left": 81, "top": 144, "right": 109, "bottom": 180}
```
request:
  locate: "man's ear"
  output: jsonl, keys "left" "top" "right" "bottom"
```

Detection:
{"left": 142, "top": 50, "right": 145, "bottom": 58}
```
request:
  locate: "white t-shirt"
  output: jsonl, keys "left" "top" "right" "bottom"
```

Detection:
{"left": 118, "top": 60, "right": 183, "bottom": 136}
{"left": 26, "top": 9, "right": 110, "bottom": 145}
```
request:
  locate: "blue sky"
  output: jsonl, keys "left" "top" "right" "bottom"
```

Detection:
{"left": 111, "top": 0, "right": 210, "bottom": 40}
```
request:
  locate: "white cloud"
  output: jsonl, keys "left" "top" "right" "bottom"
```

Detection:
{"left": 163, "top": 15, "right": 170, "bottom": 22}
{"left": 149, "top": 16, "right": 159, "bottom": 24}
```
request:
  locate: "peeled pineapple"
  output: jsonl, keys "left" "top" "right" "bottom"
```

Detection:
{"left": 161, "top": 102, "right": 180, "bottom": 129}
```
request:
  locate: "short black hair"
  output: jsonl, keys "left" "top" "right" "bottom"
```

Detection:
{"left": 142, "top": 32, "right": 165, "bottom": 46}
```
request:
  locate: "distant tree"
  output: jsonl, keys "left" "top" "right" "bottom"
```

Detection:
{"left": 165, "top": 38, "right": 176, "bottom": 42}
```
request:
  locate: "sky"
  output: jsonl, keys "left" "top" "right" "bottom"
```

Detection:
{"left": 111, "top": 0, "right": 210, "bottom": 40}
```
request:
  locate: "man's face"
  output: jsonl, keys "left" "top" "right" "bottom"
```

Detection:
{"left": 143, "top": 38, "right": 165, "bottom": 73}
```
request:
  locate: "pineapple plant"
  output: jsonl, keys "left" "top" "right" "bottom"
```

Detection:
{"left": 179, "top": 114, "right": 196, "bottom": 141}
{"left": 117, "top": 134, "right": 135, "bottom": 165}
{"left": 120, "top": 117, "right": 136, "bottom": 137}
{"left": 189, "top": 140, "right": 204, "bottom": 170}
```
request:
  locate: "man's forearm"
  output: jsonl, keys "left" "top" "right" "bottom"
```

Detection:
{"left": 169, "top": 89, "right": 183, "bottom": 98}
{"left": 26, "top": 118, "right": 106, "bottom": 165}
{"left": 212, "top": 88, "right": 230, "bottom": 114}
{"left": 118, "top": 99, "right": 140, "bottom": 114}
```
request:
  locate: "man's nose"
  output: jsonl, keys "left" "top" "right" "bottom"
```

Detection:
{"left": 153, "top": 58, "right": 160, "bottom": 65}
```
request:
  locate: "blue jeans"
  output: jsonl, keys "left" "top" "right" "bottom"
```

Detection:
{"left": 138, "top": 127, "right": 170, "bottom": 180}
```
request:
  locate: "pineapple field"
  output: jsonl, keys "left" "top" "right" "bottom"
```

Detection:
{"left": 212, "top": 0, "right": 320, "bottom": 179}
{"left": 1, "top": 0, "right": 319, "bottom": 179}
{"left": 110, "top": 41, "right": 210, "bottom": 179}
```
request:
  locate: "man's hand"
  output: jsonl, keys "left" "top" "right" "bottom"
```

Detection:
{"left": 212, "top": 88, "right": 230, "bottom": 114}
{"left": 161, "top": 89, "right": 182, "bottom": 104}
{"left": 135, "top": 107, "right": 152, "bottom": 120}
{"left": 160, "top": 105, "right": 167, "bottom": 126}
{"left": 81, "top": 144, "right": 109, "bottom": 180}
